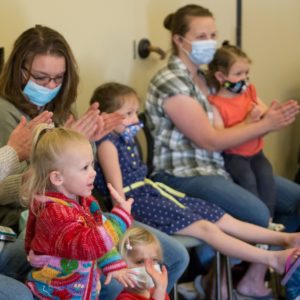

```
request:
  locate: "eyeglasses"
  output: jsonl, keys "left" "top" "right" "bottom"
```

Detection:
{"left": 23, "top": 67, "right": 64, "bottom": 85}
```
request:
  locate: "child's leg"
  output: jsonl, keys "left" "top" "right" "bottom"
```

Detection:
{"left": 176, "top": 220, "right": 300, "bottom": 273}
{"left": 223, "top": 153, "right": 259, "bottom": 198}
{"left": 216, "top": 214, "right": 300, "bottom": 248}
{"left": 251, "top": 151, "right": 276, "bottom": 217}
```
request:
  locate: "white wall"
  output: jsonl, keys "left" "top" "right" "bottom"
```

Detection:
{"left": 243, "top": 0, "right": 300, "bottom": 178}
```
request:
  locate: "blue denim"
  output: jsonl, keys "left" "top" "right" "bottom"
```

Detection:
{"left": 99, "top": 221, "right": 189, "bottom": 300}
{"left": 0, "top": 236, "right": 30, "bottom": 281}
{"left": 0, "top": 274, "right": 33, "bottom": 300}
{"left": 0, "top": 233, "right": 32, "bottom": 300}
{"left": 273, "top": 176, "right": 300, "bottom": 232}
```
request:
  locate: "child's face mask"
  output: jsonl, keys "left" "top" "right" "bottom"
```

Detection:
{"left": 130, "top": 264, "right": 161, "bottom": 289}
{"left": 121, "top": 121, "right": 143, "bottom": 143}
{"left": 223, "top": 79, "right": 248, "bottom": 94}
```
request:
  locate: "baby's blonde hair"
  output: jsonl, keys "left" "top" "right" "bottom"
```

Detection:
{"left": 23, "top": 124, "right": 89, "bottom": 205}
{"left": 119, "top": 227, "right": 162, "bottom": 261}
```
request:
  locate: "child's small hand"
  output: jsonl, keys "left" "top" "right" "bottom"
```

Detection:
{"left": 104, "top": 268, "right": 136, "bottom": 288}
{"left": 145, "top": 260, "right": 168, "bottom": 299}
{"left": 107, "top": 183, "right": 134, "bottom": 214}
{"left": 247, "top": 104, "right": 264, "bottom": 123}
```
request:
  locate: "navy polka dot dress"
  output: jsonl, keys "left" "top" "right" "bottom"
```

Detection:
{"left": 94, "top": 133, "right": 225, "bottom": 235}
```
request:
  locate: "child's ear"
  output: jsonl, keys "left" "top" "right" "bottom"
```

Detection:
{"left": 49, "top": 171, "right": 64, "bottom": 186}
{"left": 215, "top": 71, "right": 226, "bottom": 84}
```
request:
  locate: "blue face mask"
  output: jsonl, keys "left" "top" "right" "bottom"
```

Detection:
{"left": 223, "top": 80, "right": 248, "bottom": 94}
{"left": 121, "top": 122, "right": 143, "bottom": 143}
{"left": 183, "top": 39, "right": 217, "bottom": 65}
{"left": 23, "top": 80, "right": 61, "bottom": 107}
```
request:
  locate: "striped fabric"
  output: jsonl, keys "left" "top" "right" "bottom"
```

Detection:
{"left": 0, "top": 145, "right": 21, "bottom": 181}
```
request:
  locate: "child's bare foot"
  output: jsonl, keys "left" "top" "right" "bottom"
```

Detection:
{"left": 271, "top": 248, "right": 300, "bottom": 274}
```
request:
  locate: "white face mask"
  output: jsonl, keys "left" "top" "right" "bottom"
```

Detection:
{"left": 130, "top": 264, "right": 161, "bottom": 289}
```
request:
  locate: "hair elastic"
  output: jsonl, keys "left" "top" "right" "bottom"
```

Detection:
{"left": 126, "top": 240, "right": 133, "bottom": 250}
{"left": 33, "top": 123, "right": 55, "bottom": 151}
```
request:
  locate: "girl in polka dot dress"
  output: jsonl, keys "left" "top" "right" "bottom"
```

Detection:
{"left": 91, "top": 82, "right": 300, "bottom": 285}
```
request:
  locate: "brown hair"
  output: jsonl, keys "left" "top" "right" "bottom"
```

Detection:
{"left": 90, "top": 82, "right": 138, "bottom": 113}
{"left": 0, "top": 25, "right": 79, "bottom": 125}
{"left": 164, "top": 4, "right": 214, "bottom": 55}
{"left": 207, "top": 41, "right": 252, "bottom": 91}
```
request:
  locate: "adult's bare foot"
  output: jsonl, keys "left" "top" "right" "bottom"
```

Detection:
{"left": 236, "top": 276, "right": 271, "bottom": 298}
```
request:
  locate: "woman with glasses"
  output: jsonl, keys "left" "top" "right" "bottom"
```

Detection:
{"left": 0, "top": 25, "right": 189, "bottom": 300}
{"left": 0, "top": 25, "right": 98, "bottom": 228}
{"left": 0, "top": 25, "right": 122, "bottom": 146}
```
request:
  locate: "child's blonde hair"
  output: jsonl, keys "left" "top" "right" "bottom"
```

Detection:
{"left": 119, "top": 227, "right": 162, "bottom": 262}
{"left": 89, "top": 82, "right": 139, "bottom": 113}
{"left": 23, "top": 124, "right": 89, "bottom": 205}
{"left": 207, "top": 41, "right": 252, "bottom": 92}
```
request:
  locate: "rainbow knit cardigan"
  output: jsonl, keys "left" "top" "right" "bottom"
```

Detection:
{"left": 25, "top": 191, "right": 133, "bottom": 300}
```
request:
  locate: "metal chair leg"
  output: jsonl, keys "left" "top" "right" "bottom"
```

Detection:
{"left": 173, "top": 282, "right": 178, "bottom": 300}
{"left": 215, "top": 251, "right": 222, "bottom": 300}
{"left": 225, "top": 255, "right": 234, "bottom": 300}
